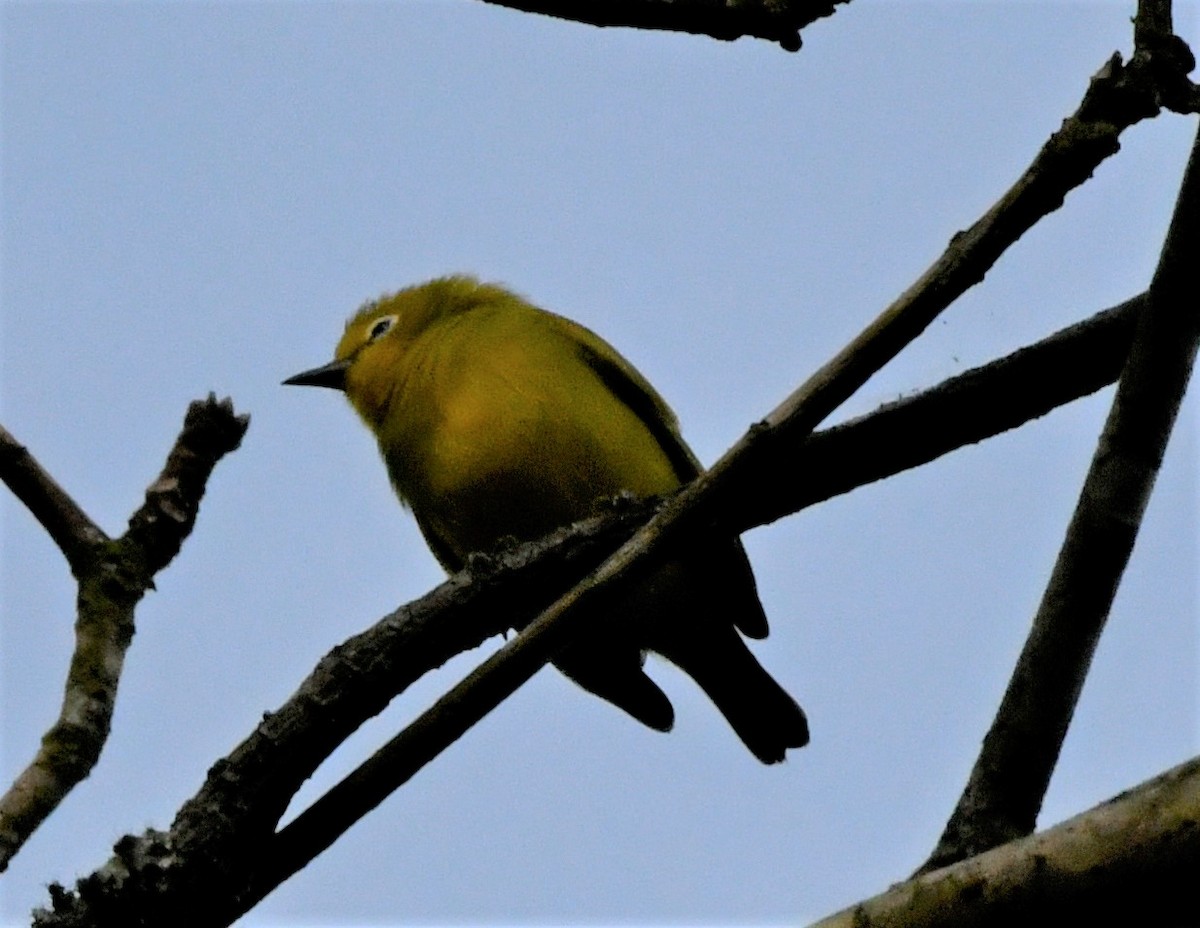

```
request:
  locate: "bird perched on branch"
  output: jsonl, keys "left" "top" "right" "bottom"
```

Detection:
{"left": 284, "top": 275, "right": 808, "bottom": 763}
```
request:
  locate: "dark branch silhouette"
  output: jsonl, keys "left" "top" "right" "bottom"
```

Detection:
{"left": 477, "top": 0, "right": 844, "bottom": 51}
{"left": 922, "top": 120, "right": 1200, "bottom": 871}
{"left": 730, "top": 294, "right": 1141, "bottom": 531}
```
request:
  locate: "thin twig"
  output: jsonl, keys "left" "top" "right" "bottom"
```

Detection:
{"left": 0, "top": 426, "right": 107, "bottom": 573}
{"left": 1127, "top": 0, "right": 1200, "bottom": 114}
{"left": 921, "top": 121, "right": 1200, "bottom": 872}
{"left": 0, "top": 396, "right": 248, "bottom": 873}
{"left": 1133, "top": 0, "right": 1173, "bottom": 42}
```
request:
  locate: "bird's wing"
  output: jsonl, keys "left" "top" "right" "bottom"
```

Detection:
{"left": 413, "top": 509, "right": 466, "bottom": 573}
{"left": 555, "top": 316, "right": 702, "bottom": 485}
{"left": 555, "top": 315, "right": 772, "bottom": 641}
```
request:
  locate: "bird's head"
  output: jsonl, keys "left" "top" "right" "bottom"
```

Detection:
{"left": 283, "top": 275, "right": 503, "bottom": 428}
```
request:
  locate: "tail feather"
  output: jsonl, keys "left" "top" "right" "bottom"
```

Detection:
{"left": 554, "top": 638, "right": 675, "bottom": 733}
{"left": 724, "top": 545, "right": 770, "bottom": 641}
{"left": 549, "top": 547, "right": 806, "bottom": 763}
{"left": 656, "top": 626, "right": 808, "bottom": 764}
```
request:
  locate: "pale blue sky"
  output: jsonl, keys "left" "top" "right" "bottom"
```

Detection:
{"left": 2, "top": 1, "right": 1196, "bottom": 924}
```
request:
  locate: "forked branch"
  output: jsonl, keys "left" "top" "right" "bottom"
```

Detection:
{"left": 813, "top": 754, "right": 1200, "bottom": 928}
{"left": 0, "top": 396, "right": 248, "bottom": 872}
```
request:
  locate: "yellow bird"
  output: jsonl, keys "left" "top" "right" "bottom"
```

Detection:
{"left": 285, "top": 276, "right": 808, "bottom": 763}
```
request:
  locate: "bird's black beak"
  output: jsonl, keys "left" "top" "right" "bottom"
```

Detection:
{"left": 282, "top": 358, "right": 351, "bottom": 391}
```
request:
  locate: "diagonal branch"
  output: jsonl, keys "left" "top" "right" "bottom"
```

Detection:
{"left": 0, "top": 396, "right": 248, "bottom": 873}
{"left": 920, "top": 120, "right": 1200, "bottom": 873}
{"left": 730, "top": 294, "right": 1142, "bottom": 531}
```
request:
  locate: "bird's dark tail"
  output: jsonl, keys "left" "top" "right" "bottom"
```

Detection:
{"left": 550, "top": 549, "right": 807, "bottom": 762}
{"left": 658, "top": 624, "right": 808, "bottom": 764}
{"left": 554, "top": 636, "right": 676, "bottom": 733}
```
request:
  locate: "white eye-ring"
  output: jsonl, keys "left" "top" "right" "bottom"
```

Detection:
{"left": 367, "top": 315, "right": 398, "bottom": 342}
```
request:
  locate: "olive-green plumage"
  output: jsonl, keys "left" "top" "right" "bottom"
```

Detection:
{"left": 285, "top": 275, "right": 808, "bottom": 763}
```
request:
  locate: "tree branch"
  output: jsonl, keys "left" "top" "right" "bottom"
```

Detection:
{"left": 1130, "top": 0, "right": 1200, "bottom": 114}
{"left": 0, "top": 396, "right": 248, "bottom": 873}
{"left": 730, "top": 294, "right": 1141, "bottom": 531}
{"left": 921, "top": 120, "right": 1200, "bottom": 872}
{"left": 477, "top": 0, "right": 845, "bottom": 52}
{"left": 0, "top": 426, "right": 106, "bottom": 574}
{"left": 703, "top": 3, "right": 1194, "bottom": 491}
{"left": 32, "top": 501, "right": 668, "bottom": 927}
{"left": 810, "top": 754, "right": 1200, "bottom": 928}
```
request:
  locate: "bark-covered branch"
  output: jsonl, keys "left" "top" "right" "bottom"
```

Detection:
{"left": 0, "top": 396, "right": 248, "bottom": 873}
{"left": 811, "top": 754, "right": 1200, "bottom": 928}
{"left": 729, "top": 294, "right": 1141, "bottom": 531}
{"left": 1129, "top": 0, "right": 1200, "bottom": 114}
{"left": 34, "top": 503, "right": 664, "bottom": 927}
{"left": 921, "top": 121, "right": 1200, "bottom": 872}
{"left": 477, "top": 0, "right": 843, "bottom": 51}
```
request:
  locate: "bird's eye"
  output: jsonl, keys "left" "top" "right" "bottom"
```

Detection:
{"left": 367, "top": 315, "right": 398, "bottom": 342}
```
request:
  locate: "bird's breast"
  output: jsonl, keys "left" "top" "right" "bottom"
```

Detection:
{"left": 381, "top": 327, "right": 679, "bottom": 560}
